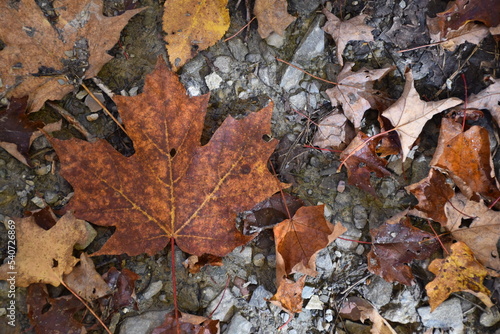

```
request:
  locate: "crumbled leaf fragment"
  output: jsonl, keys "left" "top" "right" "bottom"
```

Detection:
{"left": 269, "top": 275, "right": 306, "bottom": 314}
{"left": 339, "top": 296, "right": 397, "bottom": 334}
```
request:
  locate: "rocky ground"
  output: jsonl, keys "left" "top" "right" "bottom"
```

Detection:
{"left": 1, "top": 0, "right": 499, "bottom": 333}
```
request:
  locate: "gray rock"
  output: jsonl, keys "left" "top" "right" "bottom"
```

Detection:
{"left": 383, "top": 288, "right": 420, "bottom": 324}
{"left": 229, "top": 246, "right": 253, "bottom": 265}
{"left": 302, "top": 285, "right": 315, "bottom": 299}
{"left": 305, "top": 295, "right": 324, "bottom": 310}
{"left": 119, "top": 310, "right": 170, "bottom": 334}
{"left": 418, "top": 298, "right": 464, "bottom": 334}
{"left": 227, "top": 38, "right": 249, "bottom": 61}
{"left": 245, "top": 53, "right": 262, "bottom": 63}
{"left": 253, "top": 253, "right": 266, "bottom": 267}
{"left": 214, "top": 56, "right": 233, "bottom": 74}
{"left": 379, "top": 179, "right": 397, "bottom": 198}
{"left": 225, "top": 314, "right": 252, "bottom": 334}
{"left": 315, "top": 249, "right": 334, "bottom": 272}
{"left": 353, "top": 205, "right": 368, "bottom": 229}
{"left": 480, "top": 307, "right": 500, "bottom": 327}
{"left": 258, "top": 64, "right": 277, "bottom": 87}
{"left": 361, "top": 276, "right": 393, "bottom": 308}
{"left": 141, "top": 281, "right": 163, "bottom": 300}
{"left": 265, "top": 32, "right": 286, "bottom": 48}
{"left": 205, "top": 72, "right": 223, "bottom": 90}
{"left": 289, "top": 91, "right": 307, "bottom": 110}
{"left": 249, "top": 285, "right": 273, "bottom": 309}
{"left": 206, "top": 288, "right": 237, "bottom": 322}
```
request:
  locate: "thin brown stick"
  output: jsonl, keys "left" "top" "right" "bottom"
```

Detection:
{"left": 275, "top": 57, "right": 339, "bottom": 86}
{"left": 46, "top": 102, "right": 94, "bottom": 141}
{"left": 397, "top": 41, "right": 443, "bottom": 53}
{"left": 224, "top": 17, "right": 256, "bottom": 42}
{"left": 170, "top": 237, "right": 180, "bottom": 334}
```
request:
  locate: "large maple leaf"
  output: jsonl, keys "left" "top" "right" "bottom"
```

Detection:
{"left": 0, "top": 0, "right": 143, "bottom": 112}
{"left": 50, "top": 57, "right": 285, "bottom": 257}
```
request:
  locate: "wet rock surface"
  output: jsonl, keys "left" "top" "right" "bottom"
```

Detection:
{"left": 1, "top": 0, "right": 499, "bottom": 333}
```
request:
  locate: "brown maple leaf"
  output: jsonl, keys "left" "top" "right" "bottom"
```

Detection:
{"left": 163, "top": 0, "right": 229, "bottom": 71}
{"left": 269, "top": 275, "right": 306, "bottom": 314}
{"left": 381, "top": 68, "right": 462, "bottom": 161}
{"left": 322, "top": 9, "right": 374, "bottom": 66}
{"left": 444, "top": 193, "right": 500, "bottom": 274}
{"left": 63, "top": 253, "right": 110, "bottom": 301}
{"left": 367, "top": 211, "right": 440, "bottom": 286}
{"left": 0, "top": 212, "right": 91, "bottom": 287}
{"left": 426, "top": 241, "right": 493, "bottom": 311}
{"left": 430, "top": 118, "right": 500, "bottom": 201}
{"left": 339, "top": 297, "right": 397, "bottom": 334}
{"left": 0, "top": 0, "right": 143, "bottom": 112}
{"left": 254, "top": 0, "right": 296, "bottom": 39}
{"left": 273, "top": 205, "right": 346, "bottom": 282}
{"left": 325, "top": 63, "right": 395, "bottom": 129}
{"left": 50, "top": 57, "right": 285, "bottom": 257}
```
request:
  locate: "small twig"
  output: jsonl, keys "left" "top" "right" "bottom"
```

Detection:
{"left": 397, "top": 41, "right": 443, "bottom": 53}
{"left": 275, "top": 57, "right": 339, "bottom": 86}
{"left": 426, "top": 219, "right": 449, "bottom": 255}
{"left": 46, "top": 102, "right": 94, "bottom": 141}
{"left": 224, "top": 17, "right": 256, "bottom": 42}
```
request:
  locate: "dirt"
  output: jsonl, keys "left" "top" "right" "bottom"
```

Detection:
{"left": 1, "top": 0, "right": 499, "bottom": 333}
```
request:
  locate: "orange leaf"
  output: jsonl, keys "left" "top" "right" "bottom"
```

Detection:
{"left": 50, "top": 57, "right": 286, "bottom": 257}
{"left": 426, "top": 241, "right": 493, "bottom": 311}
{"left": 269, "top": 275, "right": 306, "bottom": 314}
{"left": 254, "top": 0, "right": 296, "bottom": 39}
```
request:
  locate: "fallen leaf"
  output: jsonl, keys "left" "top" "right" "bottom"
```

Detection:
{"left": 0, "top": 0, "right": 143, "bottom": 112}
{"left": 152, "top": 310, "right": 219, "bottom": 334}
{"left": 444, "top": 193, "right": 500, "bottom": 274}
{"left": 273, "top": 205, "right": 346, "bottom": 282}
{"left": 340, "top": 132, "right": 391, "bottom": 197}
{"left": 430, "top": 118, "right": 500, "bottom": 201}
{"left": 367, "top": 211, "right": 440, "bottom": 286}
{"left": 312, "top": 110, "right": 356, "bottom": 150}
{"left": 0, "top": 212, "right": 90, "bottom": 287}
{"left": 63, "top": 253, "right": 110, "bottom": 301}
{"left": 269, "top": 275, "right": 306, "bottom": 314}
{"left": 467, "top": 78, "right": 500, "bottom": 127}
{"left": 339, "top": 296, "right": 397, "bottom": 334}
{"left": 27, "top": 284, "right": 87, "bottom": 334}
{"left": 183, "top": 254, "right": 224, "bottom": 274}
{"left": 406, "top": 168, "right": 455, "bottom": 224}
{"left": 254, "top": 0, "right": 296, "bottom": 39}
{"left": 428, "top": 19, "right": 490, "bottom": 51}
{"left": 325, "top": 63, "right": 395, "bottom": 129}
{"left": 163, "top": 0, "right": 229, "bottom": 71}
{"left": 322, "top": 9, "right": 374, "bottom": 66}
{"left": 50, "top": 57, "right": 285, "bottom": 257}
{"left": 381, "top": 68, "right": 462, "bottom": 161}
{"left": 426, "top": 241, "right": 493, "bottom": 311}
{"left": 100, "top": 267, "right": 140, "bottom": 314}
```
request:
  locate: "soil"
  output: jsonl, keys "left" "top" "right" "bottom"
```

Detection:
{"left": 1, "top": 0, "right": 499, "bottom": 333}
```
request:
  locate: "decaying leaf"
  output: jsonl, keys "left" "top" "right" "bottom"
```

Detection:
{"left": 63, "top": 253, "right": 110, "bottom": 301}
{"left": 444, "top": 193, "right": 500, "bottom": 274}
{"left": 322, "top": 9, "right": 374, "bottom": 66}
{"left": 325, "top": 63, "right": 394, "bottom": 129}
{"left": 0, "top": 0, "right": 143, "bottom": 112}
{"left": 0, "top": 212, "right": 90, "bottom": 287}
{"left": 254, "top": 0, "right": 296, "bottom": 39}
{"left": 273, "top": 205, "right": 346, "bottom": 281}
{"left": 163, "top": 0, "right": 229, "bottom": 71}
{"left": 339, "top": 296, "right": 397, "bottom": 334}
{"left": 183, "top": 254, "right": 224, "bottom": 274}
{"left": 426, "top": 241, "right": 493, "bottom": 311}
{"left": 312, "top": 110, "right": 356, "bottom": 150}
{"left": 430, "top": 118, "right": 500, "bottom": 201}
{"left": 269, "top": 275, "right": 306, "bottom": 314}
{"left": 27, "top": 284, "right": 87, "bottom": 334}
{"left": 367, "top": 212, "right": 440, "bottom": 286}
{"left": 100, "top": 267, "right": 140, "bottom": 314}
{"left": 152, "top": 310, "right": 219, "bottom": 334}
{"left": 340, "top": 132, "right": 391, "bottom": 196}
{"left": 467, "top": 78, "right": 500, "bottom": 126}
{"left": 406, "top": 168, "right": 455, "bottom": 224}
{"left": 50, "top": 57, "right": 285, "bottom": 258}
{"left": 428, "top": 20, "right": 490, "bottom": 51}
{"left": 382, "top": 69, "right": 462, "bottom": 161}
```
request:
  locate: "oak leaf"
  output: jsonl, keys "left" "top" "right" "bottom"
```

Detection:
{"left": 430, "top": 118, "right": 500, "bottom": 201}
{"left": 269, "top": 275, "right": 306, "bottom": 314}
{"left": 381, "top": 69, "right": 462, "bottom": 161}
{"left": 467, "top": 78, "right": 500, "bottom": 127}
{"left": 426, "top": 241, "right": 493, "bottom": 311}
{"left": 322, "top": 9, "right": 374, "bottom": 66}
{"left": 0, "top": 212, "right": 90, "bottom": 287}
{"left": 312, "top": 110, "right": 355, "bottom": 150}
{"left": 254, "top": 0, "right": 296, "bottom": 39}
{"left": 0, "top": 0, "right": 143, "bottom": 112}
{"left": 444, "top": 193, "right": 500, "bottom": 274}
{"left": 50, "top": 57, "right": 285, "bottom": 257}
{"left": 367, "top": 211, "right": 440, "bottom": 286}
{"left": 63, "top": 253, "right": 110, "bottom": 301}
{"left": 325, "top": 63, "right": 395, "bottom": 129}
{"left": 273, "top": 205, "right": 346, "bottom": 282}
{"left": 163, "top": 0, "right": 229, "bottom": 71}
{"left": 339, "top": 296, "right": 397, "bottom": 334}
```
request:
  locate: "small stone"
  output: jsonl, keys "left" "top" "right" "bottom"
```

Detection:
{"left": 315, "top": 250, "right": 334, "bottom": 272}
{"left": 245, "top": 53, "right": 262, "bottom": 63}
{"left": 142, "top": 281, "right": 163, "bottom": 300}
{"left": 205, "top": 72, "right": 223, "bottom": 90}
{"left": 226, "top": 314, "right": 252, "bottom": 334}
{"left": 325, "top": 309, "right": 334, "bottom": 322}
{"left": 302, "top": 286, "right": 315, "bottom": 299}
{"left": 249, "top": 286, "right": 273, "bottom": 309}
{"left": 362, "top": 276, "right": 393, "bottom": 308}
{"left": 214, "top": 56, "right": 232, "bottom": 74}
{"left": 227, "top": 38, "right": 249, "bottom": 61}
{"left": 417, "top": 298, "right": 464, "bottom": 333}
{"left": 230, "top": 246, "right": 253, "bottom": 265}
{"left": 305, "top": 295, "right": 324, "bottom": 310}
{"left": 266, "top": 254, "right": 276, "bottom": 268}
{"left": 86, "top": 113, "right": 99, "bottom": 121}
{"left": 119, "top": 310, "right": 170, "bottom": 334}
{"left": 44, "top": 191, "right": 59, "bottom": 205}
{"left": 253, "top": 253, "right": 266, "bottom": 267}
{"left": 206, "top": 288, "right": 236, "bottom": 322}
{"left": 74, "top": 222, "right": 97, "bottom": 250}
{"left": 265, "top": 32, "right": 286, "bottom": 48}
{"left": 35, "top": 165, "right": 51, "bottom": 175}
{"left": 76, "top": 90, "right": 88, "bottom": 99}
{"left": 84, "top": 92, "right": 105, "bottom": 112}
{"left": 31, "top": 196, "right": 45, "bottom": 208}
{"left": 480, "top": 307, "right": 500, "bottom": 327}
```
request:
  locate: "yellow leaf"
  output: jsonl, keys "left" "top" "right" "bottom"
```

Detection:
{"left": 163, "top": 0, "right": 229, "bottom": 71}
{"left": 426, "top": 241, "right": 493, "bottom": 311}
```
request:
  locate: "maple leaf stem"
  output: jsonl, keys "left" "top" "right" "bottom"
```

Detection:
{"left": 337, "top": 236, "right": 372, "bottom": 244}
{"left": 426, "top": 219, "right": 449, "bottom": 255}
{"left": 170, "top": 237, "right": 180, "bottom": 334}
{"left": 224, "top": 16, "right": 256, "bottom": 42}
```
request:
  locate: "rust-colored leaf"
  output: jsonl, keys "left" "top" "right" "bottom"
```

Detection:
{"left": 0, "top": 212, "right": 90, "bottom": 287}
{"left": 367, "top": 212, "right": 440, "bottom": 286}
{"left": 183, "top": 254, "right": 224, "bottom": 274}
{"left": 163, "top": 0, "right": 229, "bottom": 71}
{"left": 269, "top": 275, "right": 306, "bottom": 314}
{"left": 0, "top": 0, "right": 143, "bottom": 112}
{"left": 426, "top": 241, "right": 493, "bottom": 311}
{"left": 99, "top": 267, "right": 140, "bottom": 314}
{"left": 152, "top": 310, "right": 219, "bottom": 334}
{"left": 254, "top": 0, "right": 296, "bottom": 39}
{"left": 50, "top": 57, "right": 285, "bottom": 257}
{"left": 430, "top": 118, "right": 500, "bottom": 202}
{"left": 63, "top": 253, "right": 110, "bottom": 301}
{"left": 273, "top": 205, "right": 346, "bottom": 281}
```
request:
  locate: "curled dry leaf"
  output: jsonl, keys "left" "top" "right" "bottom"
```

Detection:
{"left": 427, "top": 19, "right": 490, "bottom": 51}
{"left": 254, "top": 0, "right": 296, "bottom": 39}
{"left": 269, "top": 275, "right": 306, "bottom": 314}
{"left": 381, "top": 69, "right": 462, "bottom": 161}
{"left": 50, "top": 57, "right": 286, "bottom": 258}
{"left": 0, "top": 212, "right": 90, "bottom": 287}
{"left": 426, "top": 241, "right": 493, "bottom": 311}
{"left": 312, "top": 110, "right": 355, "bottom": 150}
{"left": 0, "top": 0, "right": 143, "bottom": 112}
{"left": 325, "top": 63, "right": 395, "bottom": 129}
{"left": 163, "top": 0, "right": 229, "bottom": 71}
{"left": 367, "top": 211, "right": 440, "bottom": 286}
{"left": 183, "top": 254, "right": 224, "bottom": 274}
{"left": 339, "top": 296, "right": 397, "bottom": 334}
{"left": 63, "top": 253, "right": 110, "bottom": 301}
{"left": 322, "top": 9, "right": 374, "bottom": 66}
{"left": 430, "top": 118, "right": 500, "bottom": 202}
